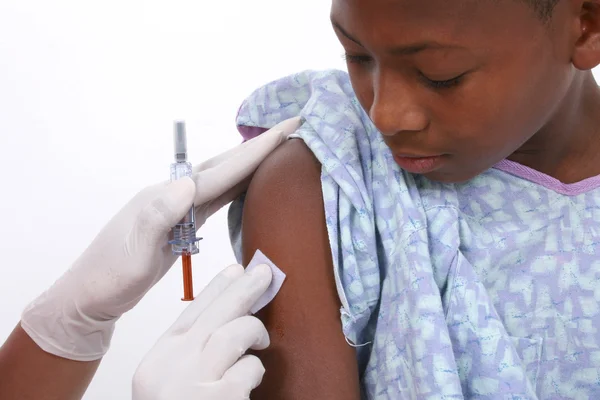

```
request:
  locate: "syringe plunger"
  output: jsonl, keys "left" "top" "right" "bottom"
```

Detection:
{"left": 174, "top": 121, "right": 188, "bottom": 162}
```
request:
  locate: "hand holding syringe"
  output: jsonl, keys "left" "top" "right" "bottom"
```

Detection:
{"left": 16, "top": 115, "right": 301, "bottom": 400}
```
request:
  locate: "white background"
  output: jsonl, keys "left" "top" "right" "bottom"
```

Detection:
{"left": 0, "top": 1, "right": 598, "bottom": 399}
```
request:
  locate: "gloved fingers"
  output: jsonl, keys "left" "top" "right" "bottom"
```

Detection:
{"left": 192, "top": 117, "right": 303, "bottom": 207}
{"left": 189, "top": 264, "right": 272, "bottom": 340}
{"left": 129, "top": 177, "right": 196, "bottom": 246}
{"left": 167, "top": 264, "right": 245, "bottom": 334}
{"left": 192, "top": 116, "right": 302, "bottom": 174}
{"left": 191, "top": 156, "right": 263, "bottom": 208}
{"left": 198, "top": 316, "right": 269, "bottom": 380}
{"left": 222, "top": 354, "right": 266, "bottom": 395}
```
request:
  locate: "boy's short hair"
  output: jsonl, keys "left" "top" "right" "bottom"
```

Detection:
{"left": 524, "top": 0, "right": 560, "bottom": 20}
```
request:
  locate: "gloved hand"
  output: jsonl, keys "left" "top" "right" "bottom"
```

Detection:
{"left": 20, "top": 116, "right": 302, "bottom": 361}
{"left": 132, "top": 263, "right": 272, "bottom": 400}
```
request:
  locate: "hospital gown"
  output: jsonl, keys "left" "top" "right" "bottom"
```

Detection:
{"left": 227, "top": 69, "right": 600, "bottom": 399}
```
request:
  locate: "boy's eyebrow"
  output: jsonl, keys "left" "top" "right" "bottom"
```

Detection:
{"left": 331, "top": 19, "right": 465, "bottom": 55}
{"left": 331, "top": 20, "right": 364, "bottom": 46}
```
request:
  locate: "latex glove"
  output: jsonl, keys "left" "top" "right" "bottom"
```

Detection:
{"left": 20, "top": 116, "right": 302, "bottom": 361}
{"left": 132, "top": 263, "right": 272, "bottom": 400}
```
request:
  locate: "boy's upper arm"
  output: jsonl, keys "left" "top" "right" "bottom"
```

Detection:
{"left": 242, "top": 138, "right": 361, "bottom": 399}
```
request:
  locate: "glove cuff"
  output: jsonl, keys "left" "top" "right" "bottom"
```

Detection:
{"left": 20, "top": 288, "right": 116, "bottom": 362}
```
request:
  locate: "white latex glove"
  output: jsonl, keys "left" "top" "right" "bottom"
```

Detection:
{"left": 132, "top": 263, "right": 272, "bottom": 400}
{"left": 20, "top": 116, "right": 302, "bottom": 361}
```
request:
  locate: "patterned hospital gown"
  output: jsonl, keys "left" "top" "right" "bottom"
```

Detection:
{"left": 227, "top": 69, "right": 600, "bottom": 399}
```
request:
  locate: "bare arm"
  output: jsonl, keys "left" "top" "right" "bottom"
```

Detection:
{"left": 242, "top": 139, "right": 361, "bottom": 399}
{"left": 0, "top": 324, "right": 100, "bottom": 400}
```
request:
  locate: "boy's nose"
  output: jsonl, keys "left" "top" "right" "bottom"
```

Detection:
{"left": 368, "top": 73, "right": 429, "bottom": 137}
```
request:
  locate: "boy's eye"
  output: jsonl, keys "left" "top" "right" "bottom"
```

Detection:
{"left": 343, "top": 53, "right": 373, "bottom": 65}
{"left": 419, "top": 72, "right": 466, "bottom": 89}
{"left": 343, "top": 52, "right": 467, "bottom": 90}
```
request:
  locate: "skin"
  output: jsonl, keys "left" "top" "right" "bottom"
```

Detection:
{"left": 244, "top": 0, "right": 600, "bottom": 398}
{"left": 0, "top": 324, "right": 100, "bottom": 400}
{"left": 242, "top": 139, "right": 361, "bottom": 399}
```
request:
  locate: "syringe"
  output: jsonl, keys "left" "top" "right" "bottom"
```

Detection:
{"left": 168, "top": 121, "right": 201, "bottom": 301}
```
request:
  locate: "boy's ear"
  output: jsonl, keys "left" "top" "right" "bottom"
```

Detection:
{"left": 572, "top": 1, "right": 600, "bottom": 70}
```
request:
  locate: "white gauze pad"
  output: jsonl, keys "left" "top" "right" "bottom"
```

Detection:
{"left": 246, "top": 249, "right": 286, "bottom": 314}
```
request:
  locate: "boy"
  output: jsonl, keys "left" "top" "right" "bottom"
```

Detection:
{"left": 231, "top": 0, "right": 600, "bottom": 398}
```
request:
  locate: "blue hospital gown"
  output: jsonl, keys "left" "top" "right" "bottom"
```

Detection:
{"left": 227, "top": 69, "right": 600, "bottom": 399}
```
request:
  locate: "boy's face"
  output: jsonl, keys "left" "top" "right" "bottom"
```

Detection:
{"left": 331, "top": 0, "right": 578, "bottom": 182}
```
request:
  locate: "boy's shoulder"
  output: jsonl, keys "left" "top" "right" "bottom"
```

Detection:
{"left": 247, "top": 138, "right": 322, "bottom": 206}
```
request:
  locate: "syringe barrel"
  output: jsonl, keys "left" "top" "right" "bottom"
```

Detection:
{"left": 170, "top": 161, "right": 193, "bottom": 184}
{"left": 170, "top": 161, "right": 199, "bottom": 255}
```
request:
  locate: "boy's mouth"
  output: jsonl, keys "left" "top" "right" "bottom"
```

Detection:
{"left": 393, "top": 154, "right": 447, "bottom": 174}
